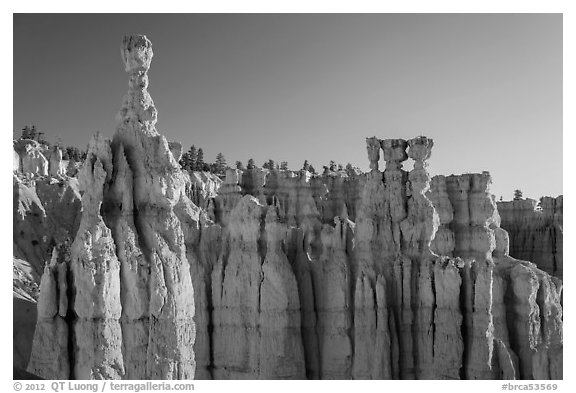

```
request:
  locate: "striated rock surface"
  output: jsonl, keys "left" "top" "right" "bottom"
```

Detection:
{"left": 312, "top": 217, "right": 353, "bottom": 379}
{"left": 26, "top": 248, "right": 70, "bottom": 379}
{"left": 27, "top": 34, "right": 197, "bottom": 380}
{"left": 497, "top": 197, "right": 563, "bottom": 278}
{"left": 212, "top": 197, "right": 305, "bottom": 379}
{"left": 184, "top": 170, "right": 223, "bottom": 211}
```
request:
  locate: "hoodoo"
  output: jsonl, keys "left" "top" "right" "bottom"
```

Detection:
{"left": 25, "top": 35, "right": 562, "bottom": 380}
{"left": 28, "top": 35, "right": 197, "bottom": 380}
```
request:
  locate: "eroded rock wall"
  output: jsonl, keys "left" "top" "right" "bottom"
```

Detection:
{"left": 25, "top": 35, "right": 562, "bottom": 381}
{"left": 497, "top": 197, "right": 563, "bottom": 278}
{"left": 13, "top": 175, "right": 82, "bottom": 277}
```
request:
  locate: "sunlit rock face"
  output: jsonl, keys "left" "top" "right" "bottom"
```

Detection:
{"left": 14, "top": 140, "right": 49, "bottom": 177}
{"left": 28, "top": 35, "right": 197, "bottom": 380}
{"left": 13, "top": 142, "right": 82, "bottom": 372}
{"left": 25, "top": 34, "right": 562, "bottom": 381}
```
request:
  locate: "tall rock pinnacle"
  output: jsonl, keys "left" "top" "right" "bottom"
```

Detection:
{"left": 118, "top": 35, "right": 157, "bottom": 134}
{"left": 28, "top": 34, "right": 197, "bottom": 380}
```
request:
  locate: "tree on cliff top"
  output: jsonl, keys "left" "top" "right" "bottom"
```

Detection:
{"left": 196, "top": 148, "right": 204, "bottom": 171}
{"left": 19, "top": 125, "right": 50, "bottom": 147}
{"left": 63, "top": 146, "right": 86, "bottom": 162}
{"left": 187, "top": 145, "right": 198, "bottom": 170}
{"left": 215, "top": 152, "right": 226, "bottom": 175}
{"left": 247, "top": 158, "right": 255, "bottom": 170}
{"left": 513, "top": 189, "right": 523, "bottom": 200}
{"left": 263, "top": 159, "right": 275, "bottom": 170}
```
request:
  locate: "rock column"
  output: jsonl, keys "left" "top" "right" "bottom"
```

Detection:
{"left": 381, "top": 139, "right": 408, "bottom": 258}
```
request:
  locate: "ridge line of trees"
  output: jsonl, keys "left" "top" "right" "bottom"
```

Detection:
{"left": 179, "top": 144, "right": 362, "bottom": 177}
{"left": 16, "top": 125, "right": 87, "bottom": 162}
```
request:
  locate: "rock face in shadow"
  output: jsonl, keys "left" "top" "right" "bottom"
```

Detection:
{"left": 13, "top": 175, "right": 82, "bottom": 279}
{"left": 24, "top": 35, "right": 562, "bottom": 381}
{"left": 26, "top": 248, "right": 70, "bottom": 379}
{"left": 13, "top": 294, "right": 38, "bottom": 371}
{"left": 497, "top": 197, "right": 563, "bottom": 279}
{"left": 211, "top": 197, "right": 305, "bottom": 379}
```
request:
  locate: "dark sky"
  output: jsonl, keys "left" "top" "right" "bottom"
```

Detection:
{"left": 13, "top": 13, "right": 562, "bottom": 200}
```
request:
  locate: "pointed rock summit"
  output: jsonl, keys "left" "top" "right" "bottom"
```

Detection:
{"left": 28, "top": 34, "right": 197, "bottom": 380}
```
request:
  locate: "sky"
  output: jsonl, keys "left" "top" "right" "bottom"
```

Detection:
{"left": 13, "top": 13, "right": 562, "bottom": 200}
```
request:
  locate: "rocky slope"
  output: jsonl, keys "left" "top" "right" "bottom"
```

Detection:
{"left": 13, "top": 176, "right": 82, "bottom": 277}
{"left": 497, "top": 197, "right": 563, "bottom": 279}
{"left": 23, "top": 35, "right": 562, "bottom": 380}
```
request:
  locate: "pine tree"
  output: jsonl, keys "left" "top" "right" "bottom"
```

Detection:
{"left": 263, "top": 159, "right": 275, "bottom": 170}
{"left": 65, "top": 146, "right": 83, "bottom": 162}
{"left": 247, "top": 158, "right": 255, "bottom": 170}
{"left": 29, "top": 125, "right": 38, "bottom": 141}
{"left": 345, "top": 162, "right": 358, "bottom": 176}
{"left": 235, "top": 160, "right": 244, "bottom": 170}
{"left": 513, "top": 189, "right": 523, "bottom": 201}
{"left": 196, "top": 148, "right": 204, "bottom": 171}
{"left": 21, "top": 126, "right": 30, "bottom": 140}
{"left": 188, "top": 145, "right": 198, "bottom": 170}
{"left": 215, "top": 152, "right": 226, "bottom": 175}
{"left": 179, "top": 151, "right": 191, "bottom": 170}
